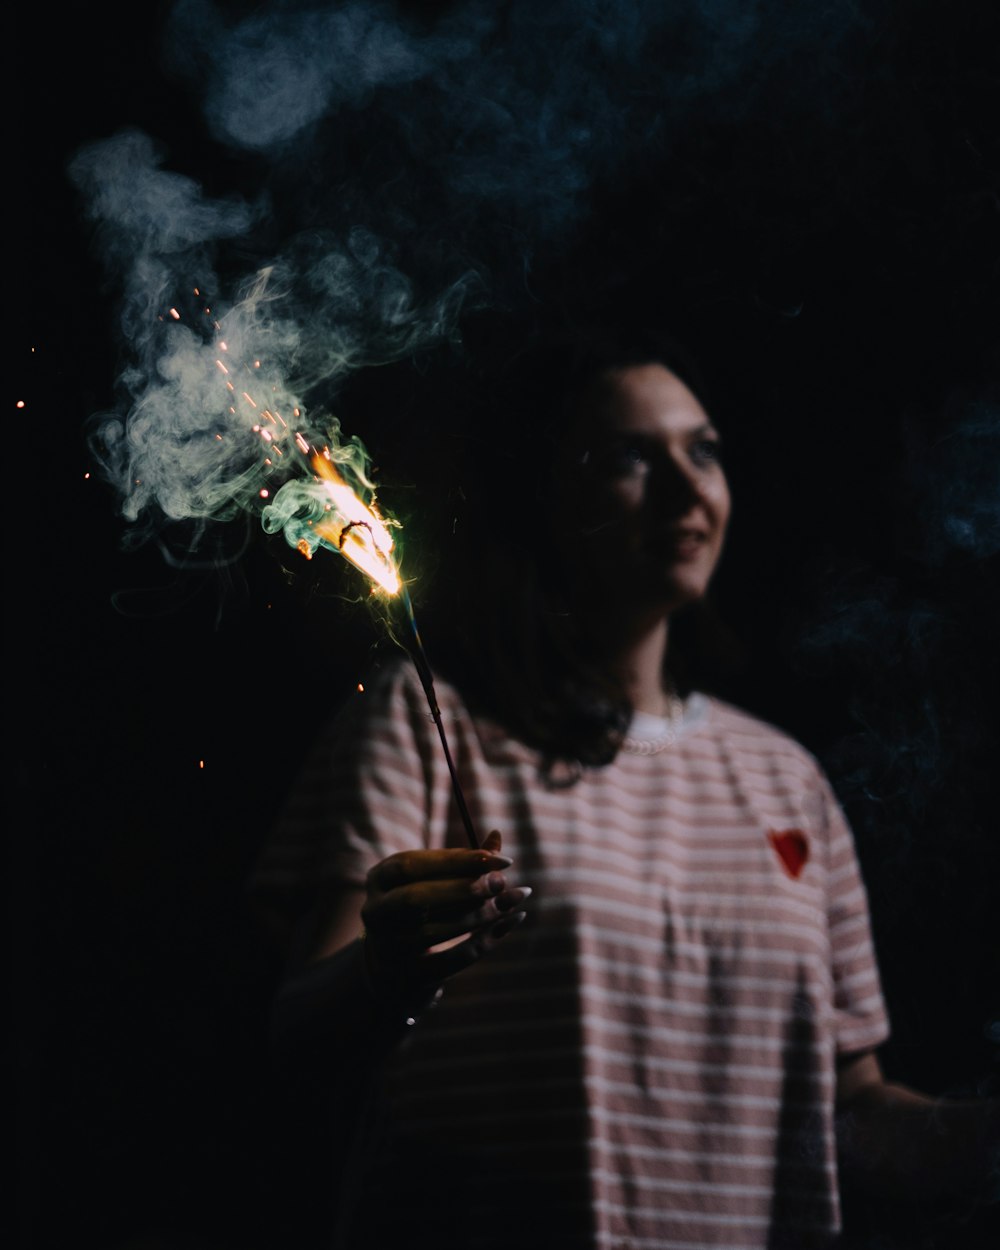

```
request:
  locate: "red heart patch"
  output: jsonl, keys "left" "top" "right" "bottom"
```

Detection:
{"left": 768, "top": 828, "right": 809, "bottom": 879}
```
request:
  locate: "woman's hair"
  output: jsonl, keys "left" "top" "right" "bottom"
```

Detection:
{"left": 413, "top": 314, "right": 744, "bottom": 768}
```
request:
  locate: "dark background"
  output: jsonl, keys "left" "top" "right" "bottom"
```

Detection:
{"left": 16, "top": 3, "right": 998, "bottom": 1248}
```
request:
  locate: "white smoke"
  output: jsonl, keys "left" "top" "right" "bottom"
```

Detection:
{"left": 67, "top": 0, "right": 890, "bottom": 545}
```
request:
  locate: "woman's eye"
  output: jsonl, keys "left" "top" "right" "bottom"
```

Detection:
{"left": 604, "top": 441, "right": 649, "bottom": 474}
{"left": 690, "top": 438, "right": 722, "bottom": 467}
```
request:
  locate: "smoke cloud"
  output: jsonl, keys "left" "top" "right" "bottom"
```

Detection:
{"left": 70, "top": 0, "right": 885, "bottom": 553}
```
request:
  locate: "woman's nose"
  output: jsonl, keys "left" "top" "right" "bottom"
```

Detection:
{"left": 649, "top": 455, "right": 702, "bottom": 515}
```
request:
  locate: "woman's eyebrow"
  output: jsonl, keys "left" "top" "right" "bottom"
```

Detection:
{"left": 607, "top": 423, "right": 721, "bottom": 443}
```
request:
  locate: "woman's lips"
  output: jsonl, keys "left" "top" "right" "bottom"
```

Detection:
{"left": 659, "top": 528, "right": 708, "bottom": 560}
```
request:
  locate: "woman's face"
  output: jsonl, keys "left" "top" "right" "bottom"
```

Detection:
{"left": 551, "top": 363, "right": 731, "bottom": 617}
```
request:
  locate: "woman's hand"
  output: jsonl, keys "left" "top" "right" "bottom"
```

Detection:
{"left": 360, "top": 830, "right": 531, "bottom": 1010}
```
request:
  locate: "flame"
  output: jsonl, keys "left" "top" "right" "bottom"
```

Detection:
{"left": 306, "top": 451, "right": 401, "bottom": 594}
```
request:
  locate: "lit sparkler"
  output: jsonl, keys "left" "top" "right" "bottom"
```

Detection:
{"left": 301, "top": 449, "right": 401, "bottom": 594}
{"left": 200, "top": 300, "right": 480, "bottom": 849}
{"left": 281, "top": 429, "right": 478, "bottom": 849}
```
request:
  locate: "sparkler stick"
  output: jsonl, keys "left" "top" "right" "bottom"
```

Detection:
{"left": 282, "top": 426, "right": 481, "bottom": 849}
{"left": 160, "top": 298, "right": 480, "bottom": 847}
{"left": 394, "top": 585, "right": 480, "bottom": 850}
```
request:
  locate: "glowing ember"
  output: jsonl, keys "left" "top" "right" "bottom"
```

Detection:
{"left": 306, "top": 452, "right": 401, "bottom": 594}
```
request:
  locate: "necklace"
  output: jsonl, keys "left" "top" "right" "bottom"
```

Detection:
{"left": 621, "top": 685, "right": 685, "bottom": 755}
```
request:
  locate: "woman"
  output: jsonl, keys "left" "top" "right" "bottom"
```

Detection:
{"left": 252, "top": 323, "right": 996, "bottom": 1249}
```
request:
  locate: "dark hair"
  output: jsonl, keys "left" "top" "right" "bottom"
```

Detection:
{"left": 418, "top": 315, "right": 744, "bottom": 769}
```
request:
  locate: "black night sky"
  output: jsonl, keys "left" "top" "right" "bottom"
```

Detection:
{"left": 16, "top": 3, "right": 999, "bottom": 1248}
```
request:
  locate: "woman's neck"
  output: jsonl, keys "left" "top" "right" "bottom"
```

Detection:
{"left": 604, "top": 614, "right": 672, "bottom": 714}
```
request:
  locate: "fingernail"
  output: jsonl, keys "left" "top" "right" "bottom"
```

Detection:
{"left": 480, "top": 853, "right": 513, "bottom": 869}
{"left": 496, "top": 886, "right": 532, "bottom": 911}
{"left": 485, "top": 871, "right": 506, "bottom": 894}
{"left": 491, "top": 910, "right": 527, "bottom": 938}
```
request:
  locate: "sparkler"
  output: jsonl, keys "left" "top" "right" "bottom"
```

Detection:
{"left": 293, "top": 437, "right": 480, "bottom": 850}
{"left": 199, "top": 297, "right": 480, "bottom": 850}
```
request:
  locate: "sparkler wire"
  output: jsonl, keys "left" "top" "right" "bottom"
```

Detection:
{"left": 397, "top": 586, "right": 480, "bottom": 850}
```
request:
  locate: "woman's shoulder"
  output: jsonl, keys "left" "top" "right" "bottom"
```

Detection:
{"left": 363, "top": 649, "right": 465, "bottom": 698}
{"left": 305, "top": 652, "right": 430, "bottom": 752}
{"left": 698, "top": 693, "right": 825, "bottom": 775}
{"left": 355, "top": 649, "right": 421, "bottom": 700}
{"left": 344, "top": 649, "right": 474, "bottom": 727}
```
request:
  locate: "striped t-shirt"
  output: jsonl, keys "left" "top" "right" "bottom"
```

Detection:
{"left": 255, "top": 657, "right": 890, "bottom": 1250}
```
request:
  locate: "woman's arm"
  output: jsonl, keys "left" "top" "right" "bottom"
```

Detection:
{"left": 835, "top": 1050, "right": 1000, "bottom": 1205}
